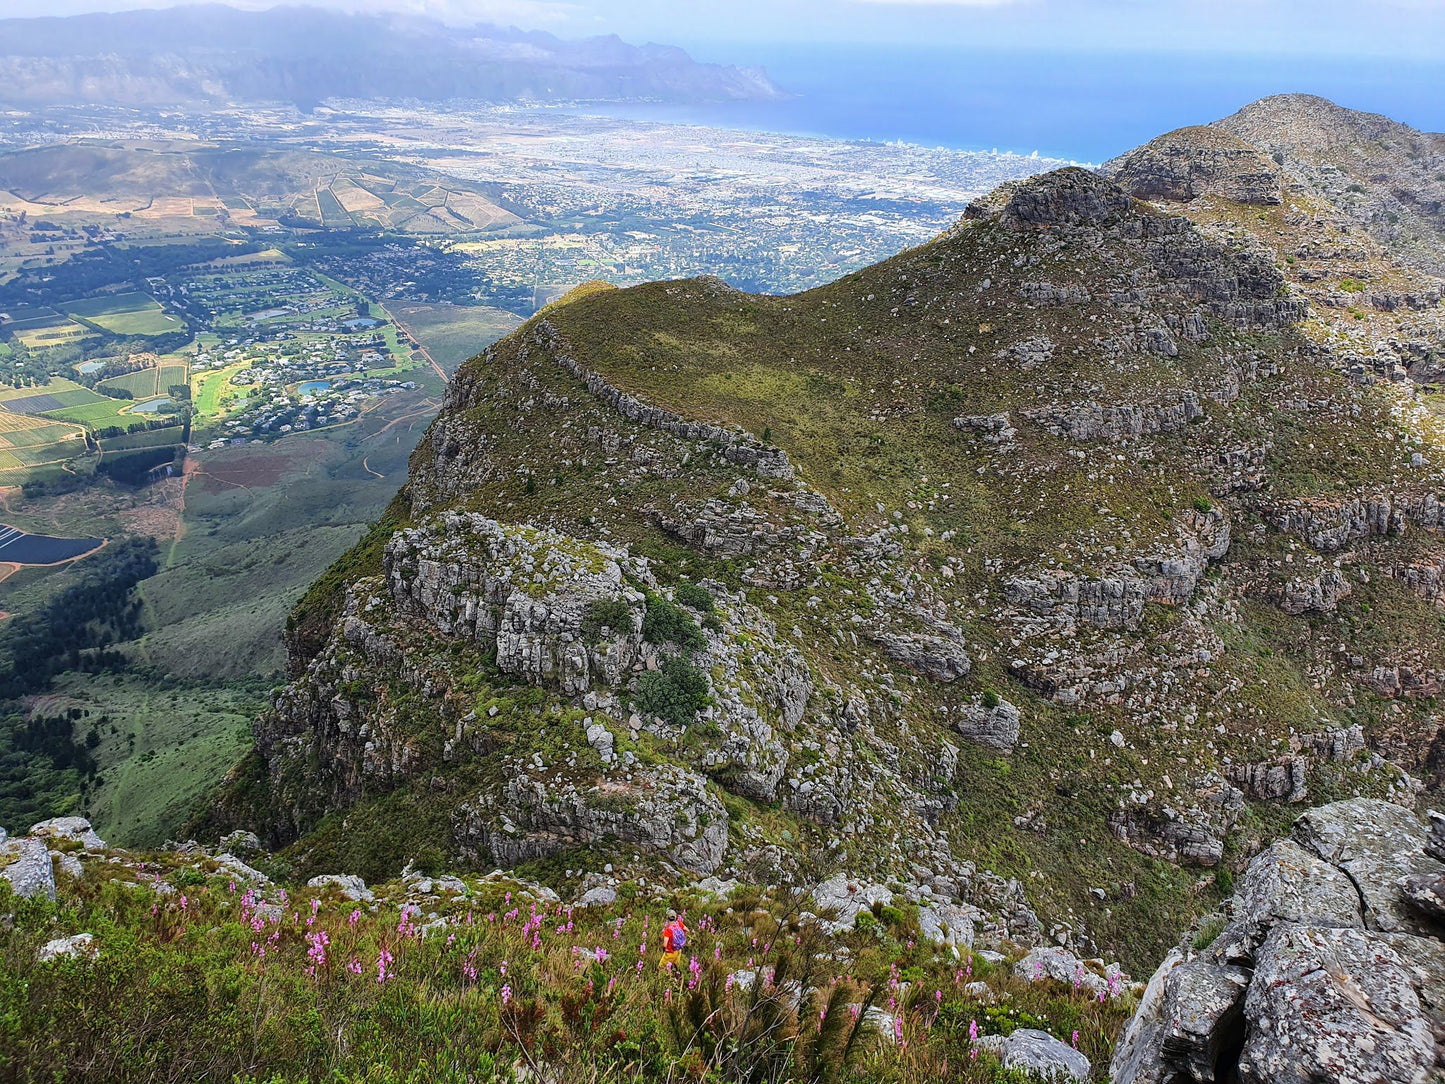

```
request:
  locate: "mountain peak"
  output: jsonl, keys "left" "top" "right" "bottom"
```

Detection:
{"left": 1102, "top": 125, "right": 1283, "bottom": 205}
{"left": 964, "top": 166, "right": 1136, "bottom": 228}
{"left": 1107, "top": 91, "right": 1445, "bottom": 278}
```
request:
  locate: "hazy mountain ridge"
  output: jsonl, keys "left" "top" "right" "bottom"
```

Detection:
{"left": 0, "top": 4, "right": 784, "bottom": 110}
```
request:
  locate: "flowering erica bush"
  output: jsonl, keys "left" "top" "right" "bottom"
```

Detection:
{"left": 0, "top": 859, "right": 1132, "bottom": 1083}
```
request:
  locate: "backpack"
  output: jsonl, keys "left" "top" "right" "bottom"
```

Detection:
{"left": 670, "top": 922, "right": 687, "bottom": 950}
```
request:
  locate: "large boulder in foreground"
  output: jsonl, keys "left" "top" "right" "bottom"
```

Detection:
{"left": 0, "top": 836, "right": 56, "bottom": 901}
{"left": 1112, "top": 799, "right": 1445, "bottom": 1084}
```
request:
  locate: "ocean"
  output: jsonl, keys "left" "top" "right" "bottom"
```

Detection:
{"left": 599, "top": 45, "right": 1445, "bottom": 164}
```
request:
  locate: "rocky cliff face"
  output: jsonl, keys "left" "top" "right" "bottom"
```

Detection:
{"left": 1114, "top": 798, "right": 1445, "bottom": 1083}
{"left": 1105, "top": 95, "right": 1445, "bottom": 391}
{"left": 234, "top": 102, "right": 1445, "bottom": 981}
{"left": 1099, "top": 126, "right": 1284, "bottom": 207}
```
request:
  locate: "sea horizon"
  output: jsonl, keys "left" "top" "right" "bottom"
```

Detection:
{"left": 597, "top": 43, "right": 1445, "bottom": 163}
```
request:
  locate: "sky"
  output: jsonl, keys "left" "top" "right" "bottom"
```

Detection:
{"left": 4, "top": 0, "right": 1445, "bottom": 59}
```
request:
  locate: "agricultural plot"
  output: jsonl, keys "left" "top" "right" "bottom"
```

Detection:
{"left": 45, "top": 400, "right": 136, "bottom": 428}
{"left": 1, "top": 388, "right": 101, "bottom": 415}
{"left": 278, "top": 172, "right": 520, "bottom": 233}
{"left": 99, "top": 425, "right": 185, "bottom": 452}
{"left": 63, "top": 292, "right": 184, "bottom": 336}
{"left": 0, "top": 377, "right": 89, "bottom": 403}
{"left": 0, "top": 412, "right": 85, "bottom": 471}
{"left": 313, "top": 187, "right": 352, "bottom": 228}
{"left": 33, "top": 382, "right": 144, "bottom": 428}
{"left": 7, "top": 306, "right": 90, "bottom": 348}
{"left": 97, "top": 360, "right": 188, "bottom": 399}
{"left": 98, "top": 368, "right": 162, "bottom": 398}
{"left": 395, "top": 303, "right": 521, "bottom": 372}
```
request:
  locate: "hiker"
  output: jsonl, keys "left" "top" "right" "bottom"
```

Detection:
{"left": 658, "top": 909, "right": 687, "bottom": 971}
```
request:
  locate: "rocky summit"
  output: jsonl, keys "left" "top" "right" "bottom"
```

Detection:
{"left": 169, "top": 95, "right": 1445, "bottom": 1078}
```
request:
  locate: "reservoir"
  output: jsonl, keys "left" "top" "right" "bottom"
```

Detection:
{"left": 0, "top": 525, "right": 103, "bottom": 564}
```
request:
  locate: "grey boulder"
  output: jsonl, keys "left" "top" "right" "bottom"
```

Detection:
{"left": 999, "top": 1028, "right": 1091, "bottom": 1082}
{"left": 306, "top": 873, "right": 373, "bottom": 901}
{"left": 1293, "top": 797, "right": 1445, "bottom": 935}
{"left": 29, "top": 817, "right": 104, "bottom": 850}
{"left": 1115, "top": 799, "right": 1445, "bottom": 1084}
{"left": 38, "top": 932, "right": 97, "bottom": 962}
{"left": 1, "top": 837, "right": 56, "bottom": 900}
{"left": 1239, "top": 924, "right": 1436, "bottom": 1084}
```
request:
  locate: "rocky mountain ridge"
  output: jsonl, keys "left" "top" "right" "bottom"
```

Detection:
{"left": 209, "top": 97, "right": 1445, "bottom": 1001}
{"left": 1105, "top": 94, "right": 1445, "bottom": 388}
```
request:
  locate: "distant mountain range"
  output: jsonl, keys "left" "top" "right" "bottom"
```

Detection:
{"left": 0, "top": 4, "right": 784, "bottom": 110}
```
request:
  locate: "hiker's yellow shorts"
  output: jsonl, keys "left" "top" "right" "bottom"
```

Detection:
{"left": 659, "top": 950, "right": 681, "bottom": 971}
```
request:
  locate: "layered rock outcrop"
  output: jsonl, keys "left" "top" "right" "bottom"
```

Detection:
{"left": 1113, "top": 799, "right": 1445, "bottom": 1084}
{"left": 1104, "top": 126, "right": 1283, "bottom": 206}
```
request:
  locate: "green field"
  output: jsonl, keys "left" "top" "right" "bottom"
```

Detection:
{"left": 395, "top": 303, "right": 521, "bottom": 373}
{"left": 0, "top": 390, "right": 91, "bottom": 474}
{"left": 192, "top": 360, "right": 254, "bottom": 416}
{"left": 32, "top": 672, "right": 260, "bottom": 848}
{"left": 97, "top": 360, "right": 189, "bottom": 399}
{"left": 44, "top": 395, "right": 142, "bottom": 429}
{"left": 98, "top": 368, "right": 163, "bottom": 397}
{"left": 14, "top": 319, "right": 89, "bottom": 349}
{"left": 99, "top": 425, "right": 184, "bottom": 452}
{"left": 63, "top": 292, "right": 185, "bottom": 336}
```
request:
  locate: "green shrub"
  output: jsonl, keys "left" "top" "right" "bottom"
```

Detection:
{"left": 674, "top": 582, "right": 715, "bottom": 613}
{"left": 582, "top": 598, "right": 634, "bottom": 642}
{"left": 853, "top": 910, "right": 877, "bottom": 931}
{"left": 981, "top": 689, "right": 1000, "bottom": 710}
{"left": 642, "top": 593, "right": 705, "bottom": 652}
{"left": 1192, "top": 496, "right": 1213, "bottom": 513}
{"left": 634, "top": 657, "right": 710, "bottom": 727}
{"left": 877, "top": 904, "right": 905, "bottom": 928}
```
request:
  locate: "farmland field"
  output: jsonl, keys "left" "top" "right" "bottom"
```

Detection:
{"left": 99, "top": 425, "right": 185, "bottom": 452}
{"left": 1, "top": 388, "right": 103, "bottom": 414}
{"left": 98, "top": 367, "right": 162, "bottom": 397}
{"left": 63, "top": 292, "right": 184, "bottom": 336}
{"left": 393, "top": 302, "right": 521, "bottom": 373}
{"left": 0, "top": 378, "right": 123, "bottom": 430}
{"left": 13, "top": 313, "right": 89, "bottom": 348}
{"left": 97, "top": 359, "right": 189, "bottom": 399}
{"left": 44, "top": 395, "right": 144, "bottom": 429}
{"left": 0, "top": 404, "right": 85, "bottom": 472}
